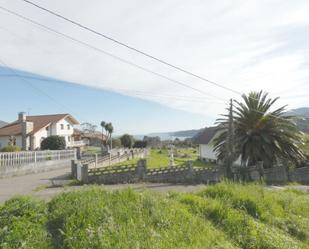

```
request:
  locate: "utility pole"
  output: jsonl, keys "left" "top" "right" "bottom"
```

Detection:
{"left": 226, "top": 98, "right": 235, "bottom": 178}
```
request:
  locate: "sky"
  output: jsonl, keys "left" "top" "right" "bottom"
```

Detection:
{"left": 0, "top": 0, "right": 308, "bottom": 134}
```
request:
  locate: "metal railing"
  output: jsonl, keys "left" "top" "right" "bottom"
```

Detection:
{"left": 0, "top": 149, "right": 76, "bottom": 167}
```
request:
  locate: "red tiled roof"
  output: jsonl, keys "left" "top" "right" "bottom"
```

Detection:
{"left": 73, "top": 128, "right": 106, "bottom": 141}
{"left": 0, "top": 114, "right": 79, "bottom": 136}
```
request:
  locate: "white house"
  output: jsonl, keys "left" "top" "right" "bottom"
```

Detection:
{"left": 195, "top": 126, "right": 220, "bottom": 163}
{"left": 0, "top": 112, "right": 81, "bottom": 150}
{"left": 195, "top": 126, "right": 241, "bottom": 165}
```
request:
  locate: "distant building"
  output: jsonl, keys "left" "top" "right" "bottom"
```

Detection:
{"left": 194, "top": 126, "right": 219, "bottom": 163}
{"left": 0, "top": 112, "right": 81, "bottom": 150}
{"left": 73, "top": 129, "right": 106, "bottom": 146}
{"left": 195, "top": 126, "right": 241, "bottom": 165}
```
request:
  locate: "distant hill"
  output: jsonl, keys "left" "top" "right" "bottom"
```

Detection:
{"left": 135, "top": 128, "right": 205, "bottom": 141}
{"left": 134, "top": 108, "right": 309, "bottom": 141}
{"left": 287, "top": 107, "right": 309, "bottom": 133}
{"left": 0, "top": 120, "right": 7, "bottom": 128}
{"left": 286, "top": 107, "right": 309, "bottom": 117}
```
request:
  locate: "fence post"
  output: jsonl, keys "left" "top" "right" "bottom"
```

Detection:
{"left": 81, "top": 164, "right": 89, "bottom": 183}
{"left": 136, "top": 159, "right": 147, "bottom": 181}
{"left": 186, "top": 160, "right": 194, "bottom": 183}
{"left": 76, "top": 147, "right": 81, "bottom": 160}
{"left": 95, "top": 154, "right": 98, "bottom": 168}
{"left": 71, "top": 160, "right": 77, "bottom": 178}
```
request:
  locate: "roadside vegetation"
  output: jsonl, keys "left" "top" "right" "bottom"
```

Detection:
{"left": 1, "top": 183, "right": 309, "bottom": 249}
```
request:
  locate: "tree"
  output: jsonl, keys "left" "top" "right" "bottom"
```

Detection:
{"left": 81, "top": 122, "right": 97, "bottom": 134}
{"left": 214, "top": 91, "right": 305, "bottom": 170}
{"left": 100, "top": 121, "right": 114, "bottom": 149}
{"left": 133, "top": 140, "right": 147, "bottom": 148}
{"left": 143, "top": 136, "right": 161, "bottom": 148}
{"left": 41, "top": 136, "right": 66, "bottom": 150}
{"left": 112, "top": 138, "right": 121, "bottom": 148}
{"left": 120, "top": 134, "right": 134, "bottom": 148}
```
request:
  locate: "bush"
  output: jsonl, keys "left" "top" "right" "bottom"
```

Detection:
{"left": 41, "top": 136, "right": 66, "bottom": 150}
{"left": 0, "top": 145, "right": 20, "bottom": 152}
{"left": 133, "top": 140, "right": 147, "bottom": 148}
{"left": 120, "top": 134, "right": 134, "bottom": 148}
{"left": 0, "top": 197, "right": 51, "bottom": 248}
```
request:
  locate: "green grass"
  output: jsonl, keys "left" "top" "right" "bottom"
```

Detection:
{"left": 1, "top": 183, "right": 309, "bottom": 248}
{"left": 83, "top": 146, "right": 101, "bottom": 154}
{"left": 115, "top": 148, "right": 214, "bottom": 168}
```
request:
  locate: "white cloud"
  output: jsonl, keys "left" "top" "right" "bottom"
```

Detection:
{"left": 0, "top": 0, "right": 308, "bottom": 120}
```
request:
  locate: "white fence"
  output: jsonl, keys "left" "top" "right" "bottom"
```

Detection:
{"left": 0, "top": 150, "right": 76, "bottom": 167}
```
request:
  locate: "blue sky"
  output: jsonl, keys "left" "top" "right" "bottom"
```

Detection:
{"left": 0, "top": 66, "right": 209, "bottom": 134}
{"left": 0, "top": 0, "right": 308, "bottom": 133}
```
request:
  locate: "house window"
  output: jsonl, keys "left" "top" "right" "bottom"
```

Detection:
{"left": 60, "top": 124, "right": 64, "bottom": 130}
{"left": 67, "top": 124, "right": 70, "bottom": 130}
{"left": 68, "top": 136, "right": 71, "bottom": 142}
{"left": 46, "top": 126, "right": 49, "bottom": 131}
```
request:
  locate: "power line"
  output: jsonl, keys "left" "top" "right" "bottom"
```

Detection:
{"left": 17, "top": 1, "right": 306, "bottom": 119}
{"left": 0, "top": 73, "right": 225, "bottom": 104}
{"left": 2, "top": 4, "right": 305, "bottom": 121}
{"left": 19, "top": 0, "right": 241, "bottom": 95}
{"left": 0, "top": 6, "right": 227, "bottom": 103}
{"left": 0, "top": 58, "right": 87, "bottom": 122}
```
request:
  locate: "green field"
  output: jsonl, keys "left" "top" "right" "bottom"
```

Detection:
{"left": 1, "top": 182, "right": 309, "bottom": 249}
{"left": 115, "top": 148, "right": 214, "bottom": 168}
{"left": 82, "top": 146, "right": 102, "bottom": 154}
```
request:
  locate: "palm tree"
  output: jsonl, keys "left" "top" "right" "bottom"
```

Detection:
{"left": 100, "top": 121, "right": 114, "bottom": 150}
{"left": 100, "top": 121, "right": 106, "bottom": 146}
{"left": 105, "top": 122, "right": 114, "bottom": 150}
{"left": 214, "top": 91, "right": 305, "bottom": 170}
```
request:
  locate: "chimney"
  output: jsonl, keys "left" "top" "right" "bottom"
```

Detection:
{"left": 19, "top": 112, "right": 33, "bottom": 150}
{"left": 18, "top": 112, "right": 26, "bottom": 122}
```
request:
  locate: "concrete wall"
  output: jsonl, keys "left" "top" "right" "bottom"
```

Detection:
{"left": 73, "top": 158, "right": 309, "bottom": 185}
{"left": 33, "top": 128, "right": 49, "bottom": 149}
{"left": 290, "top": 167, "right": 309, "bottom": 184}
{"left": 0, "top": 159, "right": 72, "bottom": 178}
{"left": 74, "top": 160, "right": 222, "bottom": 185}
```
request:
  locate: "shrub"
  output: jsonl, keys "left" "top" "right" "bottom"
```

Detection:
{"left": 41, "top": 136, "right": 66, "bottom": 150}
{"left": 133, "top": 140, "right": 147, "bottom": 148}
{"left": 1, "top": 145, "right": 20, "bottom": 152}
{"left": 120, "top": 134, "right": 134, "bottom": 148}
{"left": 0, "top": 196, "right": 51, "bottom": 248}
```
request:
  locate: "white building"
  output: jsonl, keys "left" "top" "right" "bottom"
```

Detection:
{"left": 0, "top": 112, "right": 81, "bottom": 150}
{"left": 196, "top": 126, "right": 241, "bottom": 165}
{"left": 195, "top": 126, "right": 220, "bottom": 163}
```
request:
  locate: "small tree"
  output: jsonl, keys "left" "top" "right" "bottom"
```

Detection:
{"left": 120, "top": 134, "right": 134, "bottom": 148}
{"left": 133, "top": 140, "right": 147, "bottom": 148}
{"left": 100, "top": 121, "right": 114, "bottom": 150}
{"left": 41, "top": 136, "right": 66, "bottom": 150}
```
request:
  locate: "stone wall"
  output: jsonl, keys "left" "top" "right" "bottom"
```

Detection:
{"left": 290, "top": 167, "right": 309, "bottom": 184}
{"left": 72, "top": 160, "right": 222, "bottom": 184}
{"left": 264, "top": 166, "right": 289, "bottom": 184}
{"left": 72, "top": 160, "right": 309, "bottom": 185}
